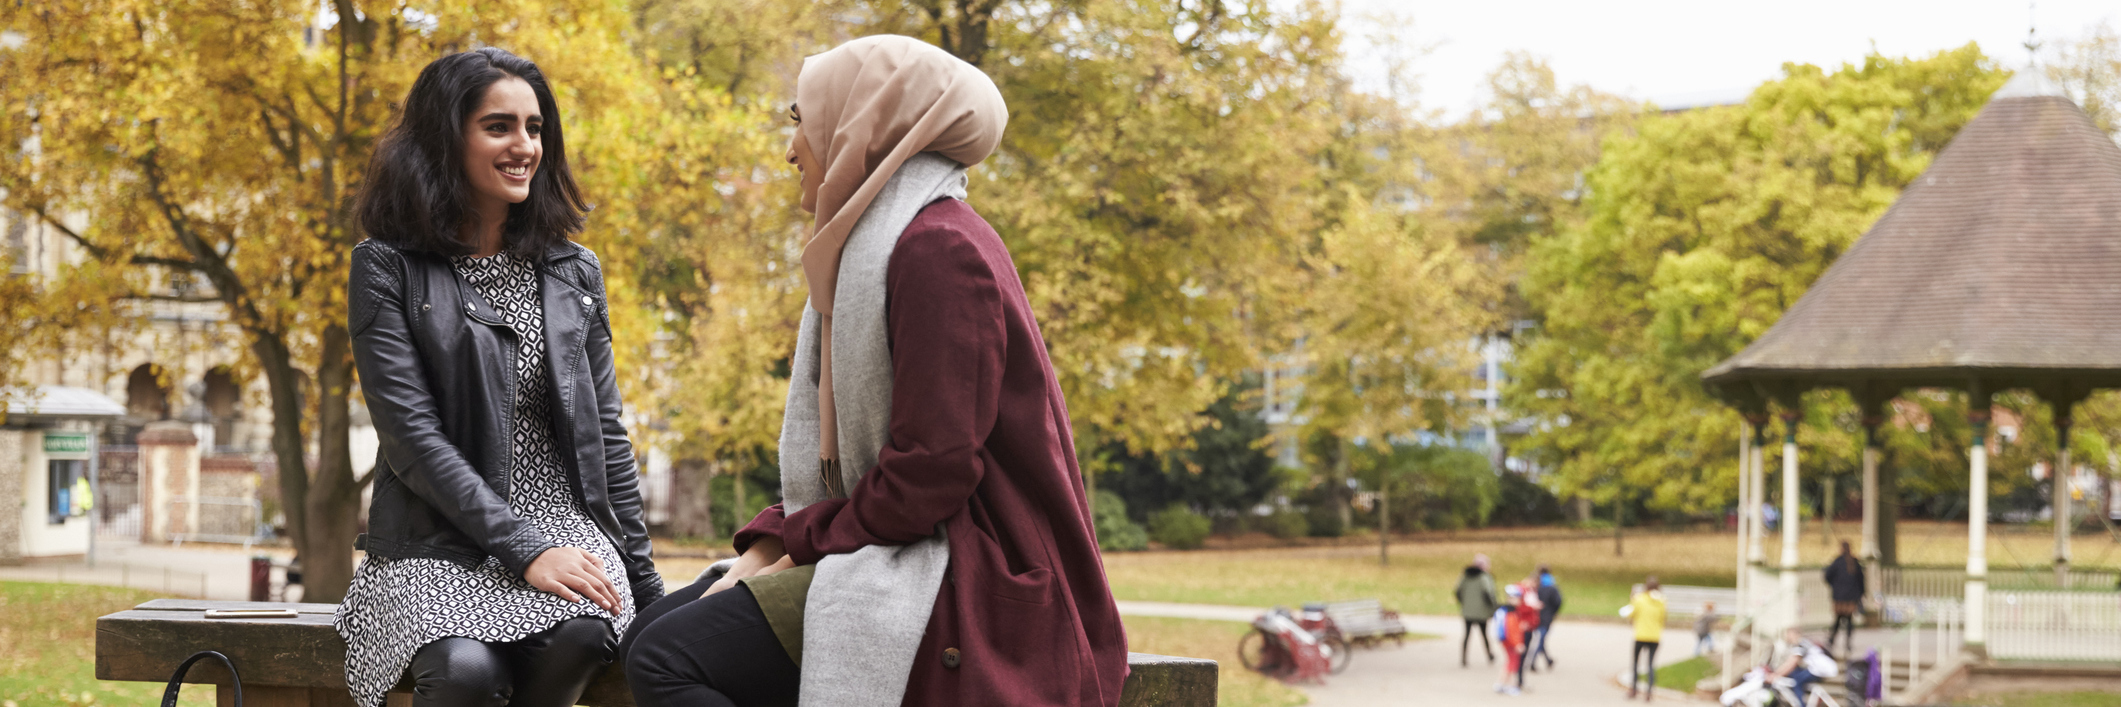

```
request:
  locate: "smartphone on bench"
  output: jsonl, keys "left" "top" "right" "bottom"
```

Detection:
{"left": 203, "top": 609, "right": 300, "bottom": 619}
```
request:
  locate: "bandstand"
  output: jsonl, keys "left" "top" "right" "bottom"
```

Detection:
{"left": 1702, "top": 68, "right": 2121, "bottom": 677}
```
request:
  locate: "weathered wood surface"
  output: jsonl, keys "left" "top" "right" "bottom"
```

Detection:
{"left": 99, "top": 600, "right": 1217, "bottom": 706}
{"left": 1119, "top": 652, "right": 1219, "bottom": 707}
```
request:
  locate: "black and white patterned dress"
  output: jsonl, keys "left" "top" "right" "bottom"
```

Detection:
{"left": 335, "top": 251, "right": 634, "bottom": 707}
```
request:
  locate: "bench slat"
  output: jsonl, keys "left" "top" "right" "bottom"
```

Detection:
{"left": 135, "top": 598, "right": 338, "bottom": 615}
{"left": 99, "top": 600, "right": 1215, "bottom": 706}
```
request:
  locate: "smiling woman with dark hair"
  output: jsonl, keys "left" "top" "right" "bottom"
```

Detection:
{"left": 336, "top": 46, "right": 660, "bottom": 707}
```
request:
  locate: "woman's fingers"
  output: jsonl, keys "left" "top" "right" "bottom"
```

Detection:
{"left": 567, "top": 567, "right": 620, "bottom": 613}
{"left": 585, "top": 569, "right": 623, "bottom": 614}
{"left": 701, "top": 574, "right": 740, "bottom": 598}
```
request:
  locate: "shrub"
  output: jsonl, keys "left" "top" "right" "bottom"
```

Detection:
{"left": 1147, "top": 504, "right": 1212, "bottom": 550}
{"left": 1260, "top": 509, "right": 1309, "bottom": 540}
{"left": 1093, "top": 490, "right": 1149, "bottom": 551}
{"left": 1304, "top": 503, "right": 1346, "bottom": 537}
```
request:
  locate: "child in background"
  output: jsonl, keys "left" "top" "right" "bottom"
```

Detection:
{"left": 1495, "top": 581, "right": 1543, "bottom": 695}
{"left": 1695, "top": 601, "right": 1719, "bottom": 656}
{"left": 1494, "top": 584, "right": 1524, "bottom": 695}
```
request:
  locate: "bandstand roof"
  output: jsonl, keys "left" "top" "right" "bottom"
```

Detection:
{"left": 1702, "top": 71, "right": 2121, "bottom": 400}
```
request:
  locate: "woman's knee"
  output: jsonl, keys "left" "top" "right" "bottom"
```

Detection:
{"left": 541, "top": 616, "right": 618, "bottom": 663}
{"left": 410, "top": 638, "right": 512, "bottom": 707}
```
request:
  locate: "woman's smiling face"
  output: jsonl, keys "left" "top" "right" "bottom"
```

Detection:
{"left": 786, "top": 103, "right": 823, "bottom": 214}
{"left": 463, "top": 76, "right": 543, "bottom": 209}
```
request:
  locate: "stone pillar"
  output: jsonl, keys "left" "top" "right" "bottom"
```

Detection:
{"left": 1780, "top": 410, "right": 1803, "bottom": 631}
{"left": 137, "top": 422, "right": 200, "bottom": 543}
{"left": 1966, "top": 397, "right": 1991, "bottom": 655}
{"left": 0, "top": 429, "right": 23, "bottom": 565}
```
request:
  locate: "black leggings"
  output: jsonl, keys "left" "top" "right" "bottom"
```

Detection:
{"left": 1463, "top": 617, "right": 1494, "bottom": 663}
{"left": 622, "top": 579, "right": 800, "bottom": 707}
{"left": 1829, "top": 612, "right": 1857, "bottom": 654}
{"left": 1630, "top": 640, "right": 1659, "bottom": 693}
{"left": 406, "top": 616, "right": 616, "bottom": 707}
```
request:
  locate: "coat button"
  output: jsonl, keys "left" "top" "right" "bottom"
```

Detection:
{"left": 942, "top": 647, "right": 960, "bottom": 669}
{"left": 582, "top": 295, "right": 594, "bottom": 305}
{"left": 421, "top": 303, "right": 431, "bottom": 311}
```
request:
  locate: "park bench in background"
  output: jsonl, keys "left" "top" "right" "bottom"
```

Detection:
{"left": 98, "top": 599, "right": 1217, "bottom": 706}
{"left": 1634, "top": 584, "right": 1738, "bottom": 619}
{"left": 1320, "top": 599, "right": 1407, "bottom": 647}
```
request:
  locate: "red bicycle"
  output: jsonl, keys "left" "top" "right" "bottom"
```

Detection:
{"left": 1236, "top": 607, "right": 1350, "bottom": 684}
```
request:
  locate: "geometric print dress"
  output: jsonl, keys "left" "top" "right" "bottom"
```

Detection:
{"left": 335, "top": 251, "right": 636, "bottom": 707}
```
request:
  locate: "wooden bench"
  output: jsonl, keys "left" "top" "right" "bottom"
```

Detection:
{"left": 98, "top": 599, "right": 1217, "bottom": 706}
{"left": 1319, "top": 599, "right": 1407, "bottom": 647}
{"left": 1633, "top": 584, "right": 1737, "bottom": 618}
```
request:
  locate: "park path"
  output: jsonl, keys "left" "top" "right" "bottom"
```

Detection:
{"left": 1118, "top": 601, "right": 1707, "bottom": 705}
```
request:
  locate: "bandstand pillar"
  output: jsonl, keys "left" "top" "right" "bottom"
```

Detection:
{"left": 1965, "top": 391, "right": 1991, "bottom": 655}
{"left": 1736, "top": 419, "right": 1753, "bottom": 609}
{"left": 1857, "top": 393, "right": 1887, "bottom": 611}
{"left": 2051, "top": 397, "right": 2076, "bottom": 588}
{"left": 1780, "top": 409, "right": 1802, "bottom": 631}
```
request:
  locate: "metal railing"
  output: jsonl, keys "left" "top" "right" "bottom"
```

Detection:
{"left": 167, "top": 495, "right": 272, "bottom": 548}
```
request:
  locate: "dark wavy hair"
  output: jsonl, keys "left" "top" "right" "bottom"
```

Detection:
{"left": 356, "top": 47, "right": 586, "bottom": 256}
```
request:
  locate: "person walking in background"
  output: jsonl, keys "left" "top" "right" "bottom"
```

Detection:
{"left": 1457, "top": 554, "right": 1498, "bottom": 667}
{"left": 1694, "top": 602, "right": 1719, "bottom": 657}
{"left": 1823, "top": 540, "right": 1866, "bottom": 655}
{"left": 1621, "top": 576, "right": 1667, "bottom": 701}
{"left": 1528, "top": 565, "right": 1563, "bottom": 672}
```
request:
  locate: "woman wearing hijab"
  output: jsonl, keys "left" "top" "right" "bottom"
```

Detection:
{"left": 621, "top": 35, "right": 1127, "bottom": 707}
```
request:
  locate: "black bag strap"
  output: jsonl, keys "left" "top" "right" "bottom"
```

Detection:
{"left": 162, "top": 650, "right": 242, "bottom": 707}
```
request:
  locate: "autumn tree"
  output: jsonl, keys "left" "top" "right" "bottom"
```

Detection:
{"left": 2, "top": 0, "right": 693, "bottom": 598}
{"left": 630, "top": 1, "right": 1397, "bottom": 495}
{"left": 1507, "top": 47, "right": 2010, "bottom": 529}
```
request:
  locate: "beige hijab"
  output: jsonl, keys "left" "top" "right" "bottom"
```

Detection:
{"left": 798, "top": 35, "right": 1008, "bottom": 460}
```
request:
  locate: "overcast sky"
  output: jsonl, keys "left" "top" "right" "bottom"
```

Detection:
{"left": 1331, "top": 0, "right": 2119, "bottom": 115}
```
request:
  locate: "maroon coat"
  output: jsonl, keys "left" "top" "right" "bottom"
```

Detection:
{"left": 735, "top": 198, "right": 1128, "bottom": 706}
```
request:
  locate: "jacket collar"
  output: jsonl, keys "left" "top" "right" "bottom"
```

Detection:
{"left": 543, "top": 241, "right": 589, "bottom": 264}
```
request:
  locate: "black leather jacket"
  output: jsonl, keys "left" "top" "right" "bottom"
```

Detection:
{"left": 347, "top": 238, "right": 663, "bottom": 607}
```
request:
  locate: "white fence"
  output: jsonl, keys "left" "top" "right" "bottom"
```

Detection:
{"left": 1879, "top": 603, "right": 1963, "bottom": 704}
{"left": 1988, "top": 590, "right": 2121, "bottom": 661}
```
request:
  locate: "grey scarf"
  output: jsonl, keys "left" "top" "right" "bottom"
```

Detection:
{"left": 778, "top": 152, "right": 966, "bottom": 706}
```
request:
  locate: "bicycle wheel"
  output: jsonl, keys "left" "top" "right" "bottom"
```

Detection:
{"left": 1323, "top": 636, "right": 1353, "bottom": 674}
{"left": 1237, "top": 629, "right": 1270, "bottom": 672}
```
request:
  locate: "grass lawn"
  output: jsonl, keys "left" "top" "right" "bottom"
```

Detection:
{"left": 1951, "top": 691, "right": 2121, "bottom": 707}
{"left": 1099, "top": 523, "right": 2121, "bottom": 619}
{"left": 0, "top": 581, "right": 212, "bottom": 707}
{"left": 1653, "top": 655, "right": 1715, "bottom": 694}
{"left": 1103, "top": 529, "right": 1737, "bottom": 619}
{"left": 1122, "top": 616, "right": 1310, "bottom": 707}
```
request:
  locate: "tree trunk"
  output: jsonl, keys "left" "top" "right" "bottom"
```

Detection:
{"left": 731, "top": 462, "right": 747, "bottom": 537}
{"left": 1334, "top": 438, "right": 1352, "bottom": 533}
{"left": 303, "top": 324, "right": 360, "bottom": 603}
{"left": 1613, "top": 497, "right": 1625, "bottom": 557}
{"left": 670, "top": 458, "right": 715, "bottom": 540}
{"left": 252, "top": 334, "right": 311, "bottom": 563}
{"left": 1378, "top": 482, "right": 1390, "bottom": 566}
{"left": 1878, "top": 463, "right": 1899, "bottom": 566}
{"left": 1822, "top": 475, "right": 1836, "bottom": 547}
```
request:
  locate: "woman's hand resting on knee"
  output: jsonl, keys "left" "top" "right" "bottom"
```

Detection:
{"left": 526, "top": 547, "right": 623, "bottom": 614}
{"left": 705, "top": 536, "right": 795, "bottom": 598}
